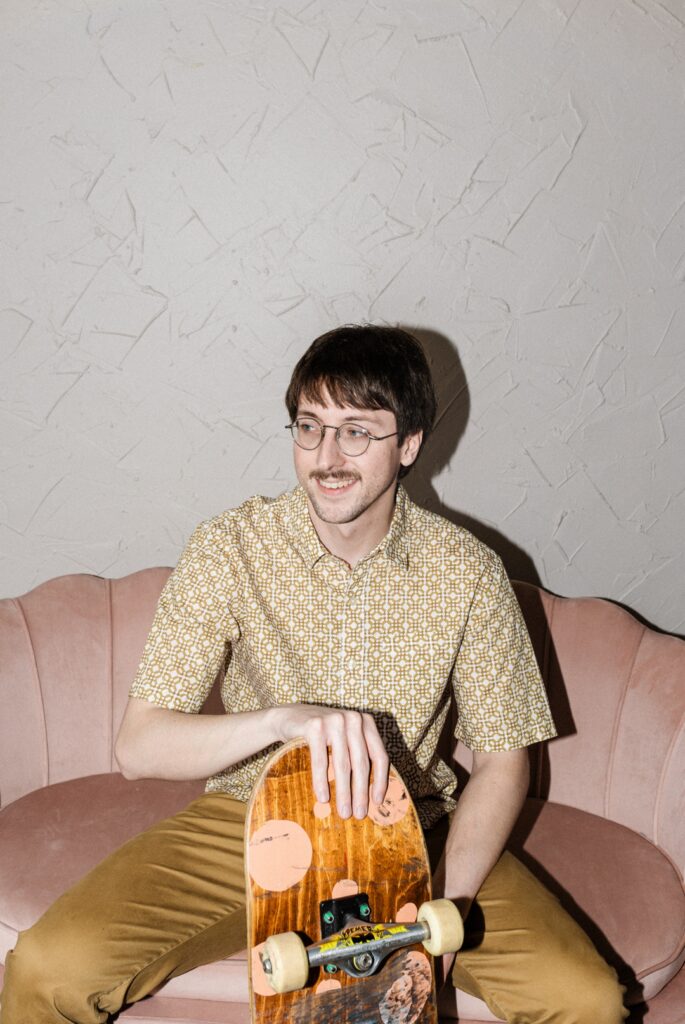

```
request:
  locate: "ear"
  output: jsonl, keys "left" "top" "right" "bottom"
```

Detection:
{"left": 399, "top": 430, "right": 423, "bottom": 468}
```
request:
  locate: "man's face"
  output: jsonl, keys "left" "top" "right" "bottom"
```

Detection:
{"left": 292, "top": 391, "right": 421, "bottom": 528}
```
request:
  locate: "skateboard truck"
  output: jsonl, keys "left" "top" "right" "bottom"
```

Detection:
{"left": 320, "top": 891, "right": 373, "bottom": 937}
{"left": 316, "top": 892, "right": 419, "bottom": 979}
{"left": 260, "top": 897, "right": 463, "bottom": 993}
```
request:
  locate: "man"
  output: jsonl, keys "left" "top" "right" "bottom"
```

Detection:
{"left": 1, "top": 325, "right": 626, "bottom": 1023}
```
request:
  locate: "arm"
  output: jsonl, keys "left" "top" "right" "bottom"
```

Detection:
{"left": 119, "top": 519, "right": 387, "bottom": 812}
{"left": 431, "top": 746, "right": 529, "bottom": 980}
{"left": 115, "top": 698, "right": 389, "bottom": 814}
{"left": 115, "top": 697, "right": 283, "bottom": 782}
{"left": 443, "top": 551, "right": 554, "bottom": 905}
{"left": 432, "top": 746, "right": 530, "bottom": 914}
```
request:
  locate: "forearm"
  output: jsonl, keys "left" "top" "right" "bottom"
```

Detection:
{"left": 114, "top": 700, "right": 389, "bottom": 816}
{"left": 433, "top": 748, "right": 530, "bottom": 916}
{"left": 115, "top": 697, "right": 283, "bottom": 781}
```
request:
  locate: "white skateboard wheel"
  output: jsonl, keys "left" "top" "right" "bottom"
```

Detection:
{"left": 417, "top": 898, "right": 464, "bottom": 956}
{"left": 262, "top": 931, "right": 309, "bottom": 993}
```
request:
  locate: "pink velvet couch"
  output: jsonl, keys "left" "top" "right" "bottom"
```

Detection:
{"left": 0, "top": 569, "right": 683, "bottom": 1024}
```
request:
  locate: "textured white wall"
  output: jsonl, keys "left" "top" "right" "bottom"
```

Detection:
{"left": 1, "top": 0, "right": 683, "bottom": 633}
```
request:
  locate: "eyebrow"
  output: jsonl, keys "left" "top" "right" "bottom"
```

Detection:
{"left": 296, "top": 408, "right": 384, "bottom": 426}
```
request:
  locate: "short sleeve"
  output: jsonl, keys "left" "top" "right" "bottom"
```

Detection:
{"left": 130, "top": 520, "right": 241, "bottom": 713}
{"left": 453, "top": 553, "right": 557, "bottom": 751}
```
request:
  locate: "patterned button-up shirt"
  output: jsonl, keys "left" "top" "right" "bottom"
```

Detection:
{"left": 130, "top": 485, "right": 556, "bottom": 828}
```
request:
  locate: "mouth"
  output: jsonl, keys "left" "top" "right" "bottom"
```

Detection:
{"left": 313, "top": 476, "right": 358, "bottom": 495}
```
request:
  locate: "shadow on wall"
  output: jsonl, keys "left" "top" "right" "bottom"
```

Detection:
{"left": 402, "top": 327, "right": 542, "bottom": 588}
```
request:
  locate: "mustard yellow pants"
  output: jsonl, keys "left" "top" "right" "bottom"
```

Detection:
{"left": 0, "top": 793, "right": 626, "bottom": 1024}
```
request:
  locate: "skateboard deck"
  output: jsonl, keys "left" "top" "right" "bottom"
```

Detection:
{"left": 245, "top": 738, "right": 449, "bottom": 1024}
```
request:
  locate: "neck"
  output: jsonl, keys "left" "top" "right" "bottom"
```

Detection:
{"left": 307, "top": 487, "right": 398, "bottom": 569}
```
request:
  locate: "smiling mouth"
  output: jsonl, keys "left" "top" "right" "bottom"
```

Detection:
{"left": 314, "top": 477, "right": 358, "bottom": 493}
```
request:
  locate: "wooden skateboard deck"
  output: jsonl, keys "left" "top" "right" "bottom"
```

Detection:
{"left": 245, "top": 738, "right": 439, "bottom": 1024}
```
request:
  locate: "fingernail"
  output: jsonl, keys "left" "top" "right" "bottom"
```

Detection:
{"left": 354, "top": 805, "right": 366, "bottom": 819}
{"left": 341, "top": 803, "right": 351, "bottom": 818}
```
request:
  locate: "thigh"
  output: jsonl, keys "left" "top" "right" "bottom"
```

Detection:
{"left": 450, "top": 851, "right": 626, "bottom": 1024}
{"left": 2, "top": 793, "right": 247, "bottom": 1021}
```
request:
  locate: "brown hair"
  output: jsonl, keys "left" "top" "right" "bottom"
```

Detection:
{"left": 285, "top": 324, "right": 436, "bottom": 475}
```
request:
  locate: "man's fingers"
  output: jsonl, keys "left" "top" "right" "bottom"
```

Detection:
{"left": 311, "top": 710, "right": 353, "bottom": 817}
{"left": 306, "top": 719, "right": 330, "bottom": 804}
{"left": 344, "top": 712, "right": 371, "bottom": 818}
{"left": 330, "top": 732, "right": 352, "bottom": 818}
{"left": 295, "top": 705, "right": 389, "bottom": 819}
{"left": 363, "top": 713, "right": 390, "bottom": 804}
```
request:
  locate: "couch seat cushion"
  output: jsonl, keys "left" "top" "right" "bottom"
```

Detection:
{"left": 0, "top": 773, "right": 205, "bottom": 955}
{"left": 509, "top": 799, "right": 685, "bottom": 1004}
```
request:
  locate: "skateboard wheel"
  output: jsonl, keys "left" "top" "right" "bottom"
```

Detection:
{"left": 417, "top": 899, "right": 464, "bottom": 956}
{"left": 262, "top": 932, "right": 309, "bottom": 993}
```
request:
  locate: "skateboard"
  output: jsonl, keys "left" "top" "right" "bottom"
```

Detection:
{"left": 245, "top": 738, "right": 463, "bottom": 1024}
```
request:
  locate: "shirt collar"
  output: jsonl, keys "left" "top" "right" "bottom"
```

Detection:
{"left": 284, "top": 487, "right": 327, "bottom": 568}
{"left": 377, "top": 484, "right": 410, "bottom": 569}
{"left": 284, "top": 485, "right": 411, "bottom": 571}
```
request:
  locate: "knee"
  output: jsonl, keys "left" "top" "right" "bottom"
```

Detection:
{"left": 1, "top": 923, "right": 106, "bottom": 1024}
{"left": 547, "top": 956, "right": 627, "bottom": 1024}
{"left": 3, "top": 923, "right": 70, "bottom": 997}
{"left": 574, "top": 970, "right": 626, "bottom": 1024}
{"left": 5, "top": 926, "right": 49, "bottom": 986}
{"left": 1, "top": 927, "right": 56, "bottom": 1021}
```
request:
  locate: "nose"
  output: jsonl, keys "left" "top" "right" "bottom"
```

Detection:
{"left": 316, "top": 426, "right": 345, "bottom": 469}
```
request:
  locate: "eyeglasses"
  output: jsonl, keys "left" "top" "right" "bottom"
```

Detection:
{"left": 286, "top": 417, "right": 398, "bottom": 457}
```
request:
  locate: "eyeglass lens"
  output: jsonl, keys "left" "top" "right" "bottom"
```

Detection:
{"left": 292, "top": 419, "right": 369, "bottom": 456}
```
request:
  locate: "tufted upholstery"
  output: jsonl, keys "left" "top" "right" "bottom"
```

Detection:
{"left": 0, "top": 568, "right": 173, "bottom": 806}
{"left": 514, "top": 582, "right": 685, "bottom": 873}
{"left": 0, "top": 570, "right": 683, "bottom": 1023}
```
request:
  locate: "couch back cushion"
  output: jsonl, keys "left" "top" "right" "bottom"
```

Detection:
{"left": 0, "top": 569, "right": 172, "bottom": 807}
{"left": 514, "top": 582, "right": 685, "bottom": 875}
{"left": 2, "top": 570, "right": 683, "bottom": 878}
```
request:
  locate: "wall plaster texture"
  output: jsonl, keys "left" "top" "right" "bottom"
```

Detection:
{"left": 1, "top": 0, "right": 683, "bottom": 634}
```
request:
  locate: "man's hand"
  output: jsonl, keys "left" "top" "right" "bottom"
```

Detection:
{"left": 272, "top": 703, "right": 390, "bottom": 820}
